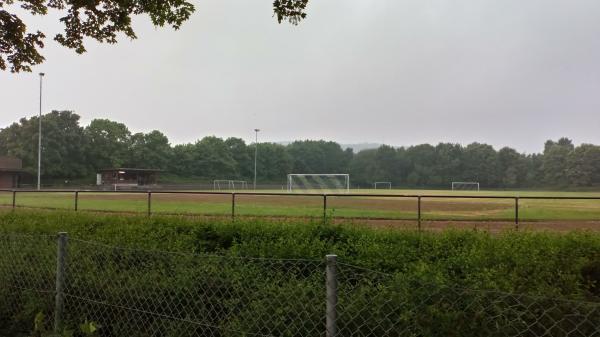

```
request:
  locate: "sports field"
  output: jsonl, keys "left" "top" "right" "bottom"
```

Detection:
{"left": 2, "top": 189, "right": 600, "bottom": 231}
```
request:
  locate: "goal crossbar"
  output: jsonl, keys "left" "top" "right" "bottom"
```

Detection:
{"left": 373, "top": 181, "right": 392, "bottom": 189}
{"left": 213, "top": 180, "right": 249, "bottom": 191}
{"left": 451, "top": 181, "right": 480, "bottom": 191}
{"left": 287, "top": 174, "right": 350, "bottom": 193}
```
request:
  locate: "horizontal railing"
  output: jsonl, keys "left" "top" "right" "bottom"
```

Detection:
{"left": 4, "top": 188, "right": 600, "bottom": 199}
{"left": 1, "top": 189, "right": 600, "bottom": 228}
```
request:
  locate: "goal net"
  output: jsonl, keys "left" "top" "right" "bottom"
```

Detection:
{"left": 373, "top": 182, "right": 392, "bottom": 189}
{"left": 287, "top": 174, "right": 350, "bottom": 193}
{"left": 213, "top": 180, "right": 249, "bottom": 191}
{"left": 451, "top": 182, "right": 480, "bottom": 191}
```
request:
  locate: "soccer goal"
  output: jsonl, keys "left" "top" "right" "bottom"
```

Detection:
{"left": 451, "top": 182, "right": 480, "bottom": 191}
{"left": 213, "top": 180, "right": 249, "bottom": 191}
{"left": 373, "top": 182, "right": 392, "bottom": 189}
{"left": 287, "top": 174, "right": 350, "bottom": 193}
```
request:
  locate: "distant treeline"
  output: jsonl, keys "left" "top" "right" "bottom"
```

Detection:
{"left": 1, "top": 111, "right": 600, "bottom": 188}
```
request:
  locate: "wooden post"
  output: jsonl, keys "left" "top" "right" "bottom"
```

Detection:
{"left": 417, "top": 196, "right": 422, "bottom": 231}
{"left": 232, "top": 193, "right": 236, "bottom": 220}
{"left": 326, "top": 254, "right": 338, "bottom": 337}
{"left": 54, "top": 232, "right": 68, "bottom": 333}
{"left": 515, "top": 197, "right": 519, "bottom": 230}
{"left": 323, "top": 195, "right": 328, "bottom": 220}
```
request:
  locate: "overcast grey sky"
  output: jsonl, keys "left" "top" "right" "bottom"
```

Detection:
{"left": 2, "top": 0, "right": 600, "bottom": 153}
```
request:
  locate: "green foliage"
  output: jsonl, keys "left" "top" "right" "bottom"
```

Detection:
{"left": 28, "top": 312, "right": 99, "bottom": 337}
{"left": 0, "top": 5, "right": 45, "bottom": 72}
{"left": 0, "top": 111, "right": 88, "bottom": 179}
{"left": 252, "top": 142, "right": 293, "bottom": 182}
{"left": 32, "top": 312, "right": 45, "bottom": 335}
{"left": 2, "top": 112, "right": 600, "bottom": 189}
{"left": 287, "top": 140, "right": 351, "bottom": 174}
{"left": 128, "top": 131, "right": 172, "bottom": 169}
{"left": 567, "top": 144, "right": 600, "bottom": 187}
{"left": 1, "top": 0, "right": 311, "bottom": 72}
{"left": 1, "top": 210, "right": 599, "bottom": 295}
{"left": 225, "top": 137, "right": 253, "bottom": 178}
{"left": 84, "top": 119, "right": 132, "bottom": 170}
{"left": 29, "top": 313, "right": 75, "bottom": 337}
{"left": 2, "top": 211, "right": 600, "bottom": 336}
{"left": 1, "top": 0, "right": 194, "bottom": 72}
{"left": 273, "top": 0, "right": 309, "bottom": 25}
{"left": 462, "top": 143, "right": 499, "bottom": 187}
{"left": 79, "top": 321, "right": 100, "bottom": 337}
{"left": 543, "top": 138, "right": 574, "bottom": 186}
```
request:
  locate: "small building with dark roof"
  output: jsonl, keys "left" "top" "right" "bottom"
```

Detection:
{"left": 0, "top": 157, "right": 24, "bottom": 189}
{"left": 97, "top": 168, "right": 161, "bottom": 189}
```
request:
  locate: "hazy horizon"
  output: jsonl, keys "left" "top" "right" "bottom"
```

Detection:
{"left": 2, "top": 0, "right": 600, "bottom": 154}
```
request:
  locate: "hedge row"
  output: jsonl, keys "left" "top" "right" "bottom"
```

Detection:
{"left": 1, "top": 210, "right": 600, "bottom": 336}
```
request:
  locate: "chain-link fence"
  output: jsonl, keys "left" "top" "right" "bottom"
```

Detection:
{"left": 2, "top": 233, "right": 600, "bottom": 337}
{"left": 0, "top": 234, "right": 57, "bottom": 334}
{"left": 335, "top": 263, "right": 600, "bottom": 337}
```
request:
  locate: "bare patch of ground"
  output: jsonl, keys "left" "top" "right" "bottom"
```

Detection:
{"left": 83, "top": 193, "right": 511, "bottom": 212}
{"left": 347, "top": 218, "right": 600, "bottom": 233}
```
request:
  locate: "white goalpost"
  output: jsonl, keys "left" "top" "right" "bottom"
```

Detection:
{"left": 451, "top": 181, "right": 480, "bottom": 191}
{"left": 373, "top": 182, "right": 392, "bottom": 189}
{"left": 213, "top": 180, "right": 249, "bottom": 191}
{"left": 287, "top": 174, "right": 350, "bottom": 193}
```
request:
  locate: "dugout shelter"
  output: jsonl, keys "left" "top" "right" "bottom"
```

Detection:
{"left": 0, "top": 157, "right": 24, "bottom": 189}
{"left": 97, "top": 168, "right": 161, "bottom": 189}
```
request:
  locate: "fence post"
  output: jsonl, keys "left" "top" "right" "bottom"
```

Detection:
{"left": 326, "top": 254, "right": 338, "bottom": 337}
{"left": 147, "top": 191, "right": 152, "bottom": 216}
{"left": 515, "top": 197, "right": 519, "bottom": 229}
{"left": 74, "top": 191, "right": 78, "bottom": 211}
{"left": 323, "top": 195, "right": 328, "bottom": 220}
{"left": 54, "top": 232, "right": 68, "bottom": 333}
{"left": 231, "top": 193, "right": 236, "bottom": 220}
{"left": 417, "top": 196, "right": 422, "bottom": 231}
{"left": 12, "top": 190, "right": 16, "bottom": 209}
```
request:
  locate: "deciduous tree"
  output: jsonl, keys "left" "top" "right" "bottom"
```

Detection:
{"left": 84, "top": 118, "right": 132, "bottom": 169}
{"left": 0, "top": 110, "right": 87, "bottom": 178}
{"left": 1, "top": 0, "right": 311, "bottom": 72}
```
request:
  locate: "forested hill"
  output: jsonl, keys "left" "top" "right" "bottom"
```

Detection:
{"left": 1, "top": 111, "right": 599, "bottom": 188}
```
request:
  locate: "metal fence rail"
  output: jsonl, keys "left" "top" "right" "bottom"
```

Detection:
{"left": 2, "top": 189, "right": 600, "bottom": 227}
{"left": 2, "top": 232, "right": 600, "bottom": 337}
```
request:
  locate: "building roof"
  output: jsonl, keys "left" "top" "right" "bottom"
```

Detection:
{"left": 0, "top": 156, "right": 22, "bottom": 170}
{"left": 99, "top": 168, "right": 162, "bottom": 173}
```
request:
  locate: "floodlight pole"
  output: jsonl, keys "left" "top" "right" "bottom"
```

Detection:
{"left": 253, "top": 129, "right": 260, "bottom": 190}
{"left": 37, "top": 72, "right": 45, "bottom": 191}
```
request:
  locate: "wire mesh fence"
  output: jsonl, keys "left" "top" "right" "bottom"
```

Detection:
{"left": 336, "top": 262, "right": 600, "bottom": 337}
{"left": 63, "top": 238, "right": 325, "bottom": 337}
{"left": 0, "top": 234, "right": 57, "bottom": 334}
{"left": 2, "top": 233, "right": 600, "bottom": 337}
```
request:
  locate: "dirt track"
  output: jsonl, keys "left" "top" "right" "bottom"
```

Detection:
{"left": 346, "top": 218, "right": 600, "bottom": 233}
{"left": 80, "top": 192, "right": 511, "bottom": 212}
{"left": 2, "top": 191, "right": 600, "bottom": 232}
